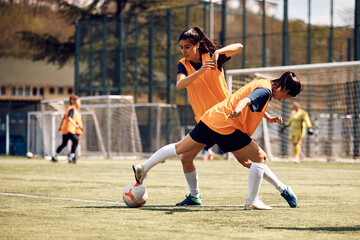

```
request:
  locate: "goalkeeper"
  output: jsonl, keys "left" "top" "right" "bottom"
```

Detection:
{"left": 284, "top": 101, "right": 313, "bottom": 163}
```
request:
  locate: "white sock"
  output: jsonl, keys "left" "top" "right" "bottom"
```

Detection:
{"left": 69, "top": 153, "right": 75, "bottom": 160}
{"left": 263, "top": 165, "right": 287, "bottom": 193}
{"left": 184, "top": 169, "right": 200, "bottom": 198}
{"left": 143, "top": 143, "right": 177, "bottom": 173}
{"left": 248, "top": 162, "right": 265, "bottom": 203}
{"left": 53, "top": 152, "right": 58, "bottom": 158}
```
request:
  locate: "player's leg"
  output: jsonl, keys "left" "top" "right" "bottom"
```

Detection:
{"left": 176, "top": 145, "right": 204, "bottom": 206}
{"left": 68, "top": 133, "right": 78, "bottom": 163}
{"left": 233, "top": 153, "right": 296, "bottom": 207}
{"left": 202, "top": 145, "right": 210, "bottom": 161}
{"left": 133, "top": 134, "right": 205, "bottom": 184}
{"left": 232, "top": 140, "right": 272, "bottom": 210}
{"left": 233, "top": 154, "right": 286, "bottom": 192}
{"left": 52, "top": 134, "right": 70, "bottom": 162}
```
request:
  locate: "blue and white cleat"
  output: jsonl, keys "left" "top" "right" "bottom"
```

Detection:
{"left": 281, "top": 185, "right": 298, "bottom": 208}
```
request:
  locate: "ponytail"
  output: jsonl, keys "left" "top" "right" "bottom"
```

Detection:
{"left": 178, "top": 26, "right": 222, "bottom": 54}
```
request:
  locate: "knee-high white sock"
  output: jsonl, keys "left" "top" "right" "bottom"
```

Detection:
{"left": 263, "top": 165, "right": 286, "bottom": 193}
{"left": 185, "top": 169, "right": 200, "bottom": 198}
{"left": 248, "top": 162, "right": 265, "bottom": 203}
{"left": 143, "top": 143, "right": 177, "bottom": 173}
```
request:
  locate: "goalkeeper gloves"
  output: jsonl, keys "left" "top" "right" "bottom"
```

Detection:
{"left": 307, "top": 128, "right": 314, "bottom": 135}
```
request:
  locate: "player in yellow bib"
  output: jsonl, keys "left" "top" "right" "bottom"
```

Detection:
{"left": 51, "top": 95, "right": 83, "bottom": 163}
{"left": 133, "top": 71, "right": 301, "bottom": 209}
{"left": 284, "top": 101, "right": 313, "bottom": 163}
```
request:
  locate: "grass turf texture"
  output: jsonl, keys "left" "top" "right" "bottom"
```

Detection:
{"left": 0, "top": 157, "right": 359, "bottom": 239}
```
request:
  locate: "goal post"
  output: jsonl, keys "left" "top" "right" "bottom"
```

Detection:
{"left": 226, "top": 61, "right": 360, "bottom": 162}
{"left": 28, "top": 95, "right": 183, "bottom": 159}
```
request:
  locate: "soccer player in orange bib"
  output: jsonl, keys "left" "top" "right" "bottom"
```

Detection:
{"left": 133, "top": 71, "right": 301, "bottom": 210}
{"left": 51, "top": 95, "right": 83, "bottom": 164}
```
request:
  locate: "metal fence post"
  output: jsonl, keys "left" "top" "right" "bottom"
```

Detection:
{"left": 134, "top": 13, "right": 139, "bottom": 103}
{"left": 166, "top": 8, "right": 172, "bottom": 144}
{"left": 221, "top": 0, "right": 226, "bottom": 47}
{"left": 5, "top": 114, "right": 9, "bottom": 155}
{"left": 242, "top": 0, "right": 246, "bottom": 69}
{"left": 102, "top": 16, "right": 108, "bottom": 95}
{"left": 262, "top": 0, "right": 266, "bottom": 67}
{"left": 117, "top": 14, "right": 123, "bottom": 95}
{"left": 75, "top": 21, "right": 80, "bottom": 95}
{"left": 328, "top": 0, "right": 334, "bottom": 62}
{"left": 281, "top": 0, "right": 289, "bottom": 157}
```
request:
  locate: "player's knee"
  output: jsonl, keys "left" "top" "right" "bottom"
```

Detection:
{"left": 180, "top": 154, "right": 193, "bottom": 166}
{"left": 239, "top": 159, "right": 252, "bottom": 168}
{"left": 259, "top": 153, "right": 267, "bottom": 164}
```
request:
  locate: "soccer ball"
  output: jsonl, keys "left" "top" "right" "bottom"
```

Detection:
{"left": 122, "top": 183, "right": 148, "bottom": 208}
{"left": 26, "top": 152, "right": 33, "bottom": 158}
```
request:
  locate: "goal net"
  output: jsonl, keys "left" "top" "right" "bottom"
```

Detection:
{"left": 27, "top": 95, "right": 182, "bottom": 159}
{"left": 226, "top": 61, "right": 360, "bottom": 162}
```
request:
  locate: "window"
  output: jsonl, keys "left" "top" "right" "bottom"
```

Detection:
{"left": 25, "top": 86, "right": 31, "bottom": 96}
{"left": 17, "top": 87, "right": 23, "bottom": 96}
{"left": 49, "top": 87, "right": 55, "bottom": 94}
{"left": 1, "top": 86, "right": 6, "bottom": 95}
{"left": 58, "top": 87, "right": 64, "bottom": 95}
{"left": 39, "top": 88, "right": 44, "bottom": 96}
{"left": 11, "top": 87, "right": 16, "bottom": 96}
{"left": 68, "top": 88, "right": 73, "bottom": 94}
{"left": 32, "top": 87, "right": 37, "bottom": 96}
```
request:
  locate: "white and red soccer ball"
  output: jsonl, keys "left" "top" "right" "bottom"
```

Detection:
{"left": 122, "top": 183, "right": 148, "bottom": 208}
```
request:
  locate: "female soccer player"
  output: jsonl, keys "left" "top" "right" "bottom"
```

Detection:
{"left": 51, "top": 95, "right": 83, "bottom": 164}
{"left": 133, "top": 71, "right": 301, "bottom": 210}
{"left": 154, "top": 27, "right": 296, "bottom": 207}
{"left": 284, "top": 101, "right": 313, "bottom": 163}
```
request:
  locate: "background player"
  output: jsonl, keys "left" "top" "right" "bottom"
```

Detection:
{"left": 51, "top": 95, "right": 83, "bottom": 163}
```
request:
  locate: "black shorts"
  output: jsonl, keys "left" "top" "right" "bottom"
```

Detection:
{"left": 189, "top": 121, "right": 252, "bottom": 153}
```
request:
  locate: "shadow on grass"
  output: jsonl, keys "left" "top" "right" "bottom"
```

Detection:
{"left": 265, "top": 226, "right": 360, "bottom": 232}
{"left": 72, "top": 205, "right": 242, "bottom": 215}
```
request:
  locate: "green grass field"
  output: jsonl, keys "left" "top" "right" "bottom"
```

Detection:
{"left": 0, "top": 156, "right": 359, "bottom": 239}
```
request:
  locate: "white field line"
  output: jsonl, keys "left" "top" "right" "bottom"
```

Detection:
{"left": 1, "top": 192, "right": 359, "bottom": 208}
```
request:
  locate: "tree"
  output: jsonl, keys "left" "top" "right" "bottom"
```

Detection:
{"left": 17, "top": 0, "right": 177, "bottom": 67}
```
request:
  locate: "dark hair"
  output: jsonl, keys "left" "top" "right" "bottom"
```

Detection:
{"left": 178, "top": 27, "right": 222, "bottom": 54}
{"left": 69, "top": 95, "right": 79, "bottom": 105}
{"left": 271, "top": 71, "right": 302, "bottom": 97}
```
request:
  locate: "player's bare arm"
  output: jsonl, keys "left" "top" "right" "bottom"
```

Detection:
{"left": 228, "top": 97, "right": 252, "bottom": 119}
{"left": 264, "top": 111, "right": 283, "bottom": 123}
{"left": 176, "top": 60, "right": 216, "bottom": 90}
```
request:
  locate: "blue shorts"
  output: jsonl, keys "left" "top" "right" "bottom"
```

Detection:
{"left": 189, "top": 121, "right": 252, "bottom": 153}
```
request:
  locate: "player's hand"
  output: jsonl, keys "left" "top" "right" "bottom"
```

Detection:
{"left": 58, "top": 127, "right": 61, "bottom": 132}
{"left": 199, "top": 60, "right": 216, "bottom": 73}
{"left": 267, "top": 116, "right": 283, "bottom": 123}
{"left": 280, "top": 124, "right": 287, "bottom": 133}
{"left": 228, "top": 110, "right": 242, "bottom": 119}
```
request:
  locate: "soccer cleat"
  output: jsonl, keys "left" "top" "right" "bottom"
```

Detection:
{"left": 244, "top": 198, "right": 272, "bottom": 210}
{"left": 176, "top": 194, "right": 202, "bottom": 206}
{"left": 51, "top": 156, "right": 57, "bottom": 163}
{"left": 281, "top": 185, "right": 298, "bottom": 208}
{"left": 132, "top": 164, "right": 147, "bottom": 184}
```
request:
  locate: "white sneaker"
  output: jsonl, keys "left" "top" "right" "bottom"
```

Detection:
{"left": 132, "top": 164, "right": 147, "bottom": 184}
{"left": 292, "top": 157, "right": 300, "bottom": 163}
{"left": 244, "top": 198, "right": 272, "bottom": 210}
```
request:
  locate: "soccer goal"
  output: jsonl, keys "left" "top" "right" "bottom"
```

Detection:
{"left": 226, "top": 61, "right": 360, "bottom": 162}
{"left": 28, "top": 95, "right": 182, "bottom": 159}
